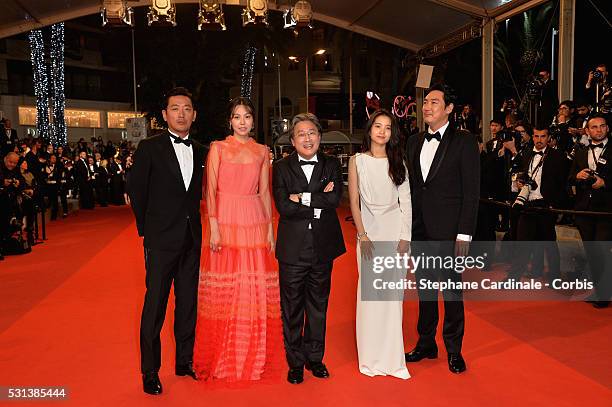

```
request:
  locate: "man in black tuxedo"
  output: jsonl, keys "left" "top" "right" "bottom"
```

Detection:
{"left": 538, "top": 69, "right": 559, "bottom": 127}
{"left": 0, "top": 119, "right": 19, "bottom": 156}
{"left": 127, "top": 87, "right": 205, "bottom": 395}
{"left": 405, "top": 83, "right": 480, "bottom": 374}
{"left": 505, "top": 126, "right": 568, "bottom": 282}
{"left": 569, "top": 115, "right": 611, "bottom": 308}
{"left": 74, "top": 151, "right": 94, "bottom": 209}
{"left": 272, "top": 113, "right": 346, "bottom": 384}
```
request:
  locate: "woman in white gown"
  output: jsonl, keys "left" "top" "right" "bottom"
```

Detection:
{"left": 348, "top": 109, "right": 412, "bottom": 379}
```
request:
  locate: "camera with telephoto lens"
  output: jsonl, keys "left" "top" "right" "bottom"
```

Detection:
{"left": 514, "top": 171, "right": 538, "bottom": 190}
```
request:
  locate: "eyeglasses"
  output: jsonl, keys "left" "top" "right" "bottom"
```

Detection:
{"left": 295, "top": 130, "right": 318, "bottom": 139}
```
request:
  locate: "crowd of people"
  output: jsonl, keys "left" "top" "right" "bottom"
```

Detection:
{"left": 0, "top": 125, "right": 134, "bottom": 260}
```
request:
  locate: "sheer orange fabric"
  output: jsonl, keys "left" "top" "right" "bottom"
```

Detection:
{"left": 194, "top": 136, "right": 283, "bottom": 385}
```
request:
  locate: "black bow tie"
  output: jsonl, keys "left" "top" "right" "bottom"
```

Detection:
{"left": 299, "top": 160, "right": 316, "bottom": 166}
{"left": 533, "top": 151, "right": 544, "bottom": 156}
{"left": 589, "top": 143, "right": 604, "bottom": 150}
{"left": 170, "top": 134, "right": 192, "bottom": 147}
{"left": 425, "top": 132, "right": 441, "bottom": 142}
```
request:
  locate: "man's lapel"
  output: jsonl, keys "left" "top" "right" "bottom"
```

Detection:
{"left": 308, "top": 153, "right": 326, "bottom": 192}
{"left": 414, "top": 133, "right": 426, "bottom": 184}
{"left": 425, "top": 128, "right": 452, "bottom": 184}
{"left": 187, "top": 143, "right": 201, "bottom": 192}
{"left": 288, "top": 152, "right": 310, "bottom": 190}
{"left": 159, "top": 131, "right": 185, "bottom": 190}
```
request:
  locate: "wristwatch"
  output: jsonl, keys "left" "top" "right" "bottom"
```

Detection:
{"left": 298, "top": 193, "right": 303, "bottom": 204}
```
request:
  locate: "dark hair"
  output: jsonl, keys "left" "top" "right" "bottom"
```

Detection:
{"left": 533, "top": 124, "right": 550, "bottom": 133}
{"left": 596, "top": 63, "right": 607, "bottom": 69}
{"left": 586, "top": 114, "right": 607, "bottom": 126}
{"left": 227, "top": 97, "right": 255, "bottom": 121}
{"left": 558, "top": 100, "right": 575, "bottom": 110}
{"left": 289, "top": 113, "right": 323, "bottom": 139}
{"left": 362, "top": 109, "right": 406, "bottom": 186}
{"left": 425, "top": 83, "right": 457, "bottom": 108}
{"left": 490, "top": 118, "right": 503, "bottom": 126}
{"left": 514, "top": 120, "right": 533, "bottom": 136}
{"left": 164, "top": 87, "right": 193, "bottom": 108}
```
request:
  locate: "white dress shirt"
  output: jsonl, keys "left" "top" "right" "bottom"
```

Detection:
{"left": 169, "top": 130, "right": 193, "bottom": 190}
{"left": 588, "top": 139, "right": 608, "bottom": 171}
{"left": 420, "top": 121, "right": 450, "bottom": 181}
{"left": 420, "top": 121, "right": 471, "bottom": 242}
{"left": 297, "top": 154, "right": 322, "bottom": 226}
{"left": 528, "top": 147, "right": 546, "bottom": 201}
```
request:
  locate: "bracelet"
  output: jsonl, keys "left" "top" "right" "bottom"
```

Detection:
{"left": 357, "top": 231, "right": 367, "bottom": 240}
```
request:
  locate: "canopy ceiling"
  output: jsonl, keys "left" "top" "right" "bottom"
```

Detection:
{"left": 0, "top": 0, "right": 539, "bottom": 51}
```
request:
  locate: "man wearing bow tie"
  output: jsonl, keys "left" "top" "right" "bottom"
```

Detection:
{"left": 405, "top": 83, "right": 480, "bottom": 374}
{"left": 505, "top": 126, "right": 568, "bottom": 283}
{"left": 569, "top": 115, "right": 611, "bottom": 308}
{"left": 127, "top": 87, "right": 206, "bottom": 395}
{"left": 272, "top": 113, "right": 346, "bottom": 384}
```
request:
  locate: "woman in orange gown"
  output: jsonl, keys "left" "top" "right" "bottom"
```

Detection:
{"left": 194, "top": 97, "right": 282, "bottom": 383}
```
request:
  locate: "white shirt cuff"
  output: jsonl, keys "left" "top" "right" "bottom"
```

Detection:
{"left": 456, "top": 234, "right": 472, "bottom": 242}
{"left": 301, "top": 192, "right": 311, "bottom": 206}
{"left": 313, "top": 208, "right": 322, "bottom": 219}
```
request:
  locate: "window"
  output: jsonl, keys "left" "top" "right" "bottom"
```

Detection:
{"left": 108, "top": 111, "right": 142, "bottom": 129}
{"left": 64, "top": 109, "right": 101, "bottom": 128}
{"left": 18, "top": 106, "right": 38, "bottom": 126}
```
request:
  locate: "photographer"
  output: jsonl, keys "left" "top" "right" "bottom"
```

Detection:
{"left": 586, "top": 64, "right": 611, "bottom": 117}
{"left": 540, "top": 70, "right": 558, "bottom": 124}
{"left": 504, "top": 126, "right": 568, "bottom": 283}
{"left": 569, "top": 115, "right": 611, "bottom": 308}
{"left": 1, "top": 152, "right": 26, "bottom": 255}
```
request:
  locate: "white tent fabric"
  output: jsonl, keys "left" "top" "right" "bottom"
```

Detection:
{"left": 0, "top": 0, "right": 528, "bottom": 50}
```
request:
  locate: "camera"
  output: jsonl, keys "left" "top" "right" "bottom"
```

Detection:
{"left": 527, "top": 76, "right": 544, "bottom": 99}
{"left": 498, "top": 128, "right": 520, "bottom": 143}
{"left": 585, "top": 169, "right": 600, "bottom": 185}
{"left": 514, "top": 171, "right": 538, "bottom": 190}
{"left": 591, "top": 70, "right": 604, "bottom": 83}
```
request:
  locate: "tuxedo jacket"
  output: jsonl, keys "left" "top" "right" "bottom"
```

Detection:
{"left": 569, "top": 144, "right": 612, "bottom": 212}
{"left": 406, "top": 127, "right": 480, "bottom": 240}
{"left": 273, "top": 151, "right": 346, "bottom": 264}
{"left": 0, "top": 128, "right": 18, "bottom": 150}
{"left": 127, "top": 131, "right": 206, "bottom": 251}
{"left": 517, "top": 147, "right": 569, "bottom": 208}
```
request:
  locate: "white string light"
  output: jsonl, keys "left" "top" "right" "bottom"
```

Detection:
{"left": 28, "top": 29, "right": 50, "bottom": 142}
{"left": 50, "top": 23, "right": 66, "bottom": 147}
{"left": 240, "top": 46, "right": 257, "bottom": 99}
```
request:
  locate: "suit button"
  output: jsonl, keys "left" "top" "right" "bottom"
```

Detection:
{"left": 422, "top": 186, "right": 427, "bottom": 190}
{"left": 186, "top": 215, "right": 190, "bottom": 220}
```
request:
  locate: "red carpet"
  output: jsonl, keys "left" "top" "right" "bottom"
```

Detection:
{"left": 1, "top": 205, "right": 610, "bottom": 406}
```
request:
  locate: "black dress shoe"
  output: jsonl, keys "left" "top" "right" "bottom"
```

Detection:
{"left": 176, "top": 362, "right": 197, "bottom": 380}
{"left": 448, "top": 353, "right": 466, "bottom": 374}
{"left": 287, "top": 368, "right": 304, "bottom": 384}
{"left": 592, "top": 301, "right": 610, "bottom": 309}
{"left": 305, "top": 362, "right": 330, "bottom": 378}
{"left": 142, "top": 372, "right": 162, "bottom": 395}
{"left": 405, "top": 347, "right": 438, "bottom": 362}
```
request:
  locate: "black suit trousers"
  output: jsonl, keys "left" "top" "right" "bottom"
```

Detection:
{"left": 576, "top": 216, "right": 612, "bottom": 301}
{"left": 278, "top": 230, "right": 332, "bottom": 369}
{"left": 509, "top": 208, "right": 560, "bottom": 279}
{"left": 413, "top": 240, "right": 465, "bottom": 355}
{"left": 140, "top": 224, "right": 200, "bottom": 374}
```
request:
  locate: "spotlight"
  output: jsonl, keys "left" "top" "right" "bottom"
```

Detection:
{"left": 198, "top": 1, "right": 226, "bottom": 31}
{"left": 242, "top": 0, "right": 268, "bottom": 27}
{"left": 101, "top": 0, "right": 134, "bottom": 27}
{"left": 284, "top": 0, "right": 313, "bottom": 29}
{"left": 147, "top": 0, "right": 177, "bottom": 27}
